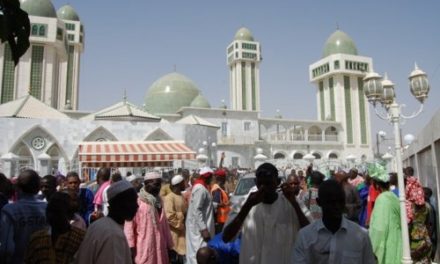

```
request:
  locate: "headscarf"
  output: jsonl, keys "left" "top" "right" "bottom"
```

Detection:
{"left": 405, "top": 176, "right": 425, "bottom": 223}
{"left": 367, "top": 162, "right": 389, "bottom": 183}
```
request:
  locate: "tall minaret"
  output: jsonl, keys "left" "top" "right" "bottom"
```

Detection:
{"left": 57, "top": 5, "right": 84, "bottom": 110}
{"left": 309, "top": 29, "right": 373, "bottom": 159}
{"left": 0, "top": 1, "right": 84, "bottom": 111}
{"left": 227, "top": 27, "right": 261, "bottom": 111}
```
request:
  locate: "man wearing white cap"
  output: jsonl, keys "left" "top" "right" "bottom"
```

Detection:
{"left": 163, "top": 175, "right": 187, "bottom": 264}
{"left": 75, "top": 180, "right": 139, "bottom": 264}
{"left": 186, "top": 167, "right": 215, "bottom": 264}
{"left": 124, "top": 172, "right": 173, "bottom": 264}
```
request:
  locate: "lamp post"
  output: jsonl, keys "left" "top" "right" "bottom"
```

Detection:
{"left": 375, "top": 130, "right": 387, "bottom": 158}
{"left": 203, "top": 140, "right": 217, "bottom": 168}
{"left": 303, "top": 153, "right": 315, "bottom": 165}
{"left": 363, "top": 64, "right": 430, "bottom": 264}
{"left": 196, "top": 147, "right": 208, "bottom": 164}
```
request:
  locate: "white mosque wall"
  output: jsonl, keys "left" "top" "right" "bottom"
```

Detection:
{"left": 0, "top": 117, "right": 214, "bottom": 177}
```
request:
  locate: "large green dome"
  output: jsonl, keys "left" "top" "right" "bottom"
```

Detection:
{"left": 234, "top": 27, "right": 254, "bottom": 41}
{"left": 57, "top": 5, "right": 80, "bottom": 21}
{"left": 145, "top": 72, "right": 210, "bottom": 115}
{"left": 322, "top": 30, "right": 358, "bottom": 58}
{"left": 20, "top": 0, "right": 57, "bottom": 18}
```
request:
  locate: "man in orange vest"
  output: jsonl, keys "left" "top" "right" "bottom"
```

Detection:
{"left": 211, "top": 169, "right": 230, "bottom": 234}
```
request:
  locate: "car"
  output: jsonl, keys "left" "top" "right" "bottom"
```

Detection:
{"left": 228, "top": 173, "right": 256, "bottom": 216}
{"left": 228, "top": 170, "right": 286, "bottom": 218}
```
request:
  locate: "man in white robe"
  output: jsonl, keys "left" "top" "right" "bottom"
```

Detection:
{"left": 185, "top": 167, "right": 215, "bottom": 264}
{"left": 223, "top": 163, "right": 310, "bottom": 264}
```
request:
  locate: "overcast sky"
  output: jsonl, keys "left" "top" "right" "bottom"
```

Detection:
{"left": 52, "top": 0, "right": 440, "bottom": 144}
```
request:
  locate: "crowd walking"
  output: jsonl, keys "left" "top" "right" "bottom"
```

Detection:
{"left": 0, "top": 161, "right": 437, "bottom": 264}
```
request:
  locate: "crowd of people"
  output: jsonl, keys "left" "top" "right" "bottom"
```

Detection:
{"left": 0, "top": 161, "right": 437, "bottom": 264}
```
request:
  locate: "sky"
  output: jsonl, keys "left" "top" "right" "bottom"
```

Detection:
{"left": 52, "top": 0, "right": 440, "bottom": 146}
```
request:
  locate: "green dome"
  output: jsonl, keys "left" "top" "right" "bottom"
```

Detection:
{"left": 234, "top": 27, "right": 254, "bottom": 41}
{"left": 20, "top": 0, "right": 57, "bottom": 18}
{"left": 57, "top": 5, "right": 80, "bottom": 21}
{"left": 322, "top": 30, "right": 358, "bottom": 58}
{"left": 145, "top": 72, "right": 204, "bottom": 115}
{"left": 190, "top": 94, "right": 211, "bottom": 108}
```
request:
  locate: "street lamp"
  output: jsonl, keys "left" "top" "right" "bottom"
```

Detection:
{"left": 303, "top": 153, "right": 315, "bottom": 163}
{"left": 203, "top": 140, "right": 217, "bottom": 168}
{"left": 382, "top": 149, "right": 394, "bottom": 172}
{"left": 346, "top": 154, "right": 356, "bottom": 168}
{"left": 363, "top": 63, "right": 430, "bottom": 264}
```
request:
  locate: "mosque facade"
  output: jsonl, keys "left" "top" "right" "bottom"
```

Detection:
{"left": 0, "top": 0, "right": 374, "bottom": 178}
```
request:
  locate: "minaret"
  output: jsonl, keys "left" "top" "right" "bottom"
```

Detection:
{"left": 227, "top": 27, "right": 261, "bottom": 111}
{"left": 0, "top": 1, "right": 84, "bottom": 111}
{"left": 309, "top": 29, "right": 373, "bottom": 158}
{"left": 57, "top": 5, "right": 84, "bottom": 110}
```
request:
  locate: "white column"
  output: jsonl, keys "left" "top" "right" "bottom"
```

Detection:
{"left": 255, "top": 63, "right": 261, "bottom": 112}
{"left": 229, "top": 66, "right": 233, "bottom": 109}
{"left": 236, "top": 62, "right": 242, "bottom": 110}
{"left": 246, "top": 62, "right": 252, "bottom": 110}
{"left": 1, "top": 153, "right": 18, "bottom": 179}
{"left": 38, "top": 153, "right": 51, "bottom": 176}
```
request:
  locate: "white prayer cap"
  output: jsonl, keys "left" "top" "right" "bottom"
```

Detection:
{"left": 171, "top": 175, "right": 184, "bottom": 186}
{"left": 107, "top": 180, "right": 133, "bottom": 201}
{"left": 144, "top": 171, "right": 161, "bottom": 181}
{"left": 126, "top": 175, "right": 137, "bottom": 182}
{"left": 199, "top": 167, "right": 214, "bottom": 177}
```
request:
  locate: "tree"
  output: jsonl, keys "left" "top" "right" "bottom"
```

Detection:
{"left": 0, "top": 0, "right": 30, "bottom": 65}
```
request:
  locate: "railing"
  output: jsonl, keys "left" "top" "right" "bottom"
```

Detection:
{"left": 324, "top": 134, "right": 338, "bottom": 141}
{"left": 290, "top": 134, "right": 305, "bottom": 141}
{"left": 307, "top": 134, "right": 322, "bottom": 141}
{"left": 218, "top": 136, "right": 256, "bottom": 145}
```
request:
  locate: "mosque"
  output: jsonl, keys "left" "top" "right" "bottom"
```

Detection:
{"left": 0, "top": 0, "right": 375, "bottom": 178}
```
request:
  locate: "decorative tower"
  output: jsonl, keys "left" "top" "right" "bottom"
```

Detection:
{"left": 57, "top": 4, "right": 84, "bottom": 110}
{"left": 309, "top": 29, "right": 373, "bottom": 159}
{"left": 227, "top": 27, "right": 261, "bottom": 111}
{"left": 0, "top": 0, "right": 83, "bottom": 111}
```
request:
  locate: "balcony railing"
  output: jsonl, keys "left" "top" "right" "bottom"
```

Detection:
{"left": 262, "top": 133, "right": 340, "bottom": 143}
{"left": 324, "top": 134, "right": 338, "bottom": 141}
{"left": 307, "top": 134, "right": 322, "bottom": 141}
{"left": 218, "top": 136, "right": 256, "bottom": 145}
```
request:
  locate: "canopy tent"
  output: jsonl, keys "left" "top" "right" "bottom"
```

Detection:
{"left": 78, "top": 140, "right": 196, "bottom": 168}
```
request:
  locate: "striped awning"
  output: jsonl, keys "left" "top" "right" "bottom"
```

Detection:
{"left": 78, "top": 141, "right": 196, "bottom": 168}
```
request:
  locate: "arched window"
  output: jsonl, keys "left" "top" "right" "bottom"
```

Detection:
{"left": 325, "top": 126, "right": 338, "bottom": 141}
{"left": 293, "top": 153, "right": 304, "bottom": 160}
{"left": 290, "top": 126, "right": 305, "bottom": 141}
{"left": 31, "top": 25, "right": 38, "bottom": 36}
{"left": 274, "top": 153, "right": 285, "bottom": 159}
{"left": 47, "top": 144, "right": 63, "bottom": 173}
{"left": 13, "top": 142, "right": 34, "bottom": 171}
{"left": 329, "top": 153, "right": 338, "bottom": 159}
{"left": 308, "top": 126, "right": 322, "bottom": 141}
{"left": 39, "top": 25, "right": 46, "bottom": 36}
